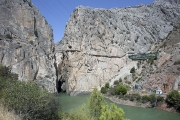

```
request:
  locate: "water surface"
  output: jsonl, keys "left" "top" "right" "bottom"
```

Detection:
{"left": 58, "top": 93, "right": 180, "bottom": 120}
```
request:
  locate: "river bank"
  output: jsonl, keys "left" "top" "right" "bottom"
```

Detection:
{"left": 59, "top": 92, "right": 180, "bottom": 120}
{"left": 104, "top": 95, "right": 178, "bottom": 113}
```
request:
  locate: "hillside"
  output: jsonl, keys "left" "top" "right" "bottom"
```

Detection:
{"left": 141, "top": 23, "right": 180, "bottom": 93}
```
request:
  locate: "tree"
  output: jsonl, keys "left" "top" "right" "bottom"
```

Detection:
{"left": 100, "top": 103, "right": 127, "bottom": 120}
{"left": 115, "top": 85, "right": 127, "bottom": 95}
{"left": 2, "top": 81, "right": 59, "bottom": 120}
{"left": 60, "top": 104, "right": 96, "bottom": 120}
{"left": 130, "top": 67, "right": 135, "bottom": 73}
{"left": 149, "top": 93, "right": 156, "bottom": 104}
{"left": 166, "top": 90, "right": 180, "bottom": 110}
{"left": 141, "top": 95, "right": 150, "bottom": 103}
{"left": 0, "top": 64, "right": 59, "bottom": 120}
{"left": 114, "top": 80, "right": 119, "bottom": 85}
{"left": 88, "top": 87, "right": 105, "bottom": 118}
{"left": 119, "top": 78, "right": 122, "bottom": 83}
{"left": 105, "top": 82, "right": 110, "bottom": 88}
{"left": 101, "top": 87, "right": 107, "bottom": 94}
{"left": 63, "top": 88, "right": 128, "bottom": 120}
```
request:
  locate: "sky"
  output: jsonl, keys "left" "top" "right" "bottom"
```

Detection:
{"left": 31, "top": 0, "right": 154, "bottom": 43}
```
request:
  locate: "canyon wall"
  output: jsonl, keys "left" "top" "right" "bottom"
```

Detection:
{"left": 56, "top": 0, "right": 180, "bottom": 95}
{"left": 0, "top": 0, "right": 57, "bottom": 92}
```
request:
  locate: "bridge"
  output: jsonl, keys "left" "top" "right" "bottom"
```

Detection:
{"left": 128, "top": 52, "right": 159, "bottom": 60}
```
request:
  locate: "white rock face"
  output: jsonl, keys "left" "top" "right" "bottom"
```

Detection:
{"left": 173, "top": 76, "right": 180, "bottom": 90}
{"left": 0, "top": 0, "right": 57, "bottom": 93}
{"left": 55, "top": 0, "right": 180, "bottom": 95}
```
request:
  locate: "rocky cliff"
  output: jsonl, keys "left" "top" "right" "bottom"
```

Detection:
{"left": 56, "top": 0, "right": 180, "bottom": 95}
{"left": 141, "top": 23, "right": 180, "bottom": 93}
{"left": 0, "top": 0, "right": 57, "bottom": 92}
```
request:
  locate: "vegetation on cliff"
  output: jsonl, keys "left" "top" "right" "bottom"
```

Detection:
{"left": 101, "top": 81, "right": 165, "bottom": 108}
{"left": 166, "top": 90, "right": 180, "bottom": 112}
{"left": 0, "top": 65, "right": 59, "bottom": 120}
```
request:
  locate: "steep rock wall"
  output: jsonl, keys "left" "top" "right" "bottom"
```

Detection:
{"left": 0, "top": 0, "right": 57, "bottom": 92}
{"left": 56, "top": 0, "right": 180, "bottom": 95}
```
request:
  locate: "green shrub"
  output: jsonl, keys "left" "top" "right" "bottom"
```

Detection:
{"left": 149, "top": 93, "right": 156, "bottom": 104}
{"left": 114, "top": 80, "right": 119, "bottom": 85}
{"left": 2, "top": 81, "right": 59, "bottom": 120}
{"left": 166, "top": 90, "right": 180, "bottom": 110}
{"left": 0, "top": 65, "right": 10, "bottom": 77}
{"left": 136, "top": 95, "right": 141, "bottom": 102}
{"left": 157, "top": 96, "right": 164, "bottom": 102}
{"left": 119, "top": 78, "right": 122, "bottom": 83}
{"left": 119, "top": 93, "right": 124, "bottom": 99}
{"left": 127, "top": 81, "right": 131, "bottom": 84}
{"left": 122, "top": 95, "right": 129, "bottom": 100}
{"left": 100, "top": 103, "right": 126, "bottom": 120}
{"left": 115, "top": 85, "right": 127, "bottom": 95}
{"left": 101, "top": 87, "right": 107, "bottom": 94}
{"left": 130, "top": 93, "right": 141, "bottom": 101}
{"left": 141, "top": 95, "right": 150, "bottom": 103}
{"left": 130, "top": 67, "right": 135, "bottom": 73}
{"left": 59, "top": 105, "right": 96, "bottom": 120}
{"left": 129, "top": 96, "right": 135, "bottom": 101}
{"left": 0, "top": 65, "right": 59, "bottom": 120}
{"left": 0, "top": 65, "right": 18, "bottom": 91}
{"left": 105, "top": 82, "right": 110, "bottom": 88}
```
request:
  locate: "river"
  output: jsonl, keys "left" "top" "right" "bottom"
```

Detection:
{"left": 58, "top": 92, "right": 180, "bottom": 120}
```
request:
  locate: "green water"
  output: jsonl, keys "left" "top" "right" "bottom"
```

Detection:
{"left": 58, "top": 93, "right": 180, "bottom": 120}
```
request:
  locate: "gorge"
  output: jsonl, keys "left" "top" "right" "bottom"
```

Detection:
{"left": 0, "top": 0, "right": 180, "bottom": 97}
{"left": 55, "top": 0, "right": 180, "bottom": 95}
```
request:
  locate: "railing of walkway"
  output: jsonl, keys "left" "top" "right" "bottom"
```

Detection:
{"left": 128, "top": 52, "right": 159, "bottom": 60}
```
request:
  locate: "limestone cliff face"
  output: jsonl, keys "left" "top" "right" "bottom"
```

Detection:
{"left": 0, "top": 0, "right": 56, "bottom": 92}
{"left": 56, "top": 0, "right": 180, "bottom": 95}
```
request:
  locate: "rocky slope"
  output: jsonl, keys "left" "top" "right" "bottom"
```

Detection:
{"left": 56, "top": 0, "right": 180, "bottom": 95}
{"left": 0, "top": 0, "right": 56, "bottom": 92}
{"left": 141, "top": 23, "right": 180, "bottom": 93}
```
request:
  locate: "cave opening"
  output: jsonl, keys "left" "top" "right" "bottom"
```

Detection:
{"left": 57, "top": 80, "right": 63, "bottom": 93}
{"left": 57, "top": 76, "right": 66, "bottom": 93}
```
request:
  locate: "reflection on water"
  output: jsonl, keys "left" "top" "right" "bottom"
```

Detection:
{"left": 58, "top": 93, "right": 180, "bottom": 120}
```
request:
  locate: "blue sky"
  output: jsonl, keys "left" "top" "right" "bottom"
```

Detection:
{"left": 31, "top": 0, "right": 154, "bottom": 43}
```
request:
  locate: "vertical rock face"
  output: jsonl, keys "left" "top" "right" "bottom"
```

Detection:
{"left": 0, "top": 0, "right": 57, "bottom": 92}
{"left": 56, "top": 0, "right": 180, "bottom": 95}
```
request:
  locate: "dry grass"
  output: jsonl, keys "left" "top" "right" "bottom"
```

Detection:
{"left": 0, "top": 104, "right": 21, "bottom": 120}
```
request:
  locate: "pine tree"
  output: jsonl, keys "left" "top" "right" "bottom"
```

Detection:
{"left": 88, "top": 87, "right": 105, "bottom": 118}
{"left": 100, "top": 103, "right": 128, "bottom": 120}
